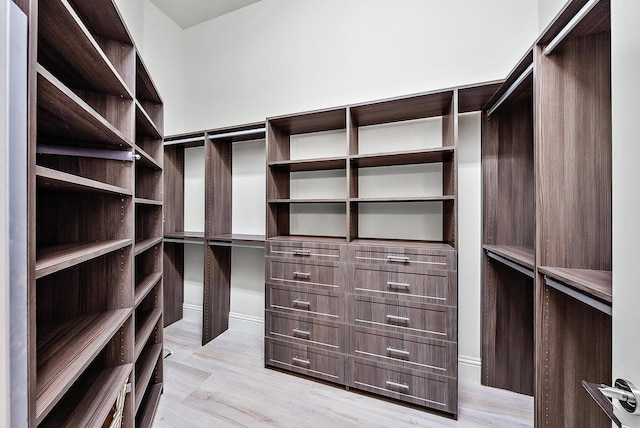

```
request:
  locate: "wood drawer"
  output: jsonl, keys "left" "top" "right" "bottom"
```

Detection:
{"left": 265, "top": 338, "right": 345, "bottom": 384}
{"left": 349, "top": 357, "right": 457, "bottom": 414}
{"left": 351, "top": 295, "right": 456, "bottom": 341}
{"left": 351, "top": 264, "right": 457, "bottom": 305}
{"left": 265, "top": 311, "right": 344, "bottom": 350}
{"left": 266, "top": 284, "right": 342, "bottom": 319}
{"left": 267, "top": 257, "right": 345, "bottom": 289}
{"left": 267, "top": 240, "right": 345, "bottom": 261}
{"left": 351, "top": 326, "right": 456, "bottom": 377}
{"left": 350, "top": 244, "right": 456, "bottom": 271}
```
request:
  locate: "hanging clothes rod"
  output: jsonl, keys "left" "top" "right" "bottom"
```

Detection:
{"left": 36, "top": 144, "right": 138, "bottom": 161}
{"left": 487, "top": 63, "right": 534, "bottom": 116}
{"left": 207, "top": 127, "right": 266, "bottom": 141}
{"left": 544, "top": 275, "right": 611, "bottom": 315}
{"left": 163, "top": 135, "right": 205, "bottom": 146}
{"left": 542, "top": 0, "right": 600, "bottom": 56}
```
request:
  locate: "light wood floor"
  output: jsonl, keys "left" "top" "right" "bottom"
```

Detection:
{"left": 153, "top": 320, "right": 533, "bottom": 428}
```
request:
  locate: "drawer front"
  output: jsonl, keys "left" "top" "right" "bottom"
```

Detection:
{"left": 349, "top": 358, "right": 457, "bottom": 414}
{"left": 265, "top": 338, "right": 345, "bottom": 384}
{"left": 267, "top": 258, "right": 345, "bottom": 289}
{"left": 352, "top": 264, "right": 457, "bottom": 305}
{"left": 352, "top": 296, "right": 456, "bottom": 341}
{"left": 350, "top": 245, "right": 456, "bottom": 271}
{"left": 267, "top": 240, "right": 345, "bottom": 261}
{"left": 267, "top": 284, "right": 342, "bottom": 319}
{"left": 266, "top": 311, "right": 343, "bottom": 350}
{"left": 352, "top": 326, "right": 456, "bottom": 377}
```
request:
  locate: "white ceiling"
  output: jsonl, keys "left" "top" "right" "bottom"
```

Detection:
{"left": 150, "top": 0, "right": 262, "bottom": 29}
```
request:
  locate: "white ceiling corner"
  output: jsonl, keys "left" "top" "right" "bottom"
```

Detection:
{"left": 150, "top": 0, "right": 262, "bottom": 29}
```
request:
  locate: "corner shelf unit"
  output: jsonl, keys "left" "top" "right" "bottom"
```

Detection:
{"left": 481, "top": 1, "right": 612, "bottom": 426}
{"left": 163, "top": 123, "right": 266, "bottom": 345}
{"left": 264, "top": 82, "right": 500, "bottom": 417}
{"left": 28, "top": 0, "right": 164, "bottom": 426}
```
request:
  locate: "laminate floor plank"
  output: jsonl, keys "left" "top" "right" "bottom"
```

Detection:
{"left": 154, "top": 320, "right": 533, "bottom": 428}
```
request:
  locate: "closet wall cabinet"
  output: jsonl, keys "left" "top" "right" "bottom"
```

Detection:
{"left": 265, "top": 83, "right": 499, "bottom": 416}
{"left": 481, "top": 0, "right": 612, "bottom": 426}
{"left": 29, "top": 0, "right": 164, "bottom": 426}
{"left": 163, "top": 123, "right": 266, "bottom": 345}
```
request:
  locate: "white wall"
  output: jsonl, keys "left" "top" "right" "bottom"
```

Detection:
{"left": 0, "top": 1, "right": 9, "bottom": 424}
{"left": 181, "top": 0, "right": 539, "bottom": 131}
{"left": 611, "top": 0, "right": 640, "bottom": 425}
{"left": 113, "top": 0, "right": 144, "bottom": 48}
{"left": 538, "top": 0, "right": 566, "bottom": 31}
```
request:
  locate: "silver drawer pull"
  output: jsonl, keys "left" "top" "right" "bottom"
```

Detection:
{"left": 386, "top": 380, "right": 409, "bottom": 391}
{"left": 293, "top": 299, "right": 311, "bottom": 308}
{"left": 292, "top": 248, "right": 311, "bottom": 256}
{"left": 386, "top": 347, "right": 410, "bottom": 357}
{"left": 386, "top": 314, "right": 410, "bottom": 323}
{"left": 387, "top": 281, "right": 410, "bottom": 289}
{"left": 293, "top": 271, "right": 311, "bottom": 278}
{"left": 387, "top": 255, "right": 410, "bottom": 262}
{"left": 292, "top": 328, "right": 311, "bottom": 337}
{"left": 292, "top": 356, "right": 310, "bottom": 366}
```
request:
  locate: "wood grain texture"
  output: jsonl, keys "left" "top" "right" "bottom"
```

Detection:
{"left": 202, "top": 245, "right": 231, "bottom": 345}
{"left": 266, "top": 283, "right": 343, "bottom": 319}
{"left": 162, "top": 243, "right": 184, "bottom": 327}
{"left": 68, "top": 0, "right": 132, "bottom": 44}
{"left": 135, "top": 309, "right": 163, "bottom": 360}
{"left": 350, "top": 91, "right": 454, "bottom": 127}
{"left": 266, "top": 310, "right": 344, "bottom": 350}
{"left": 135, "top": 343, "right": 163, "bottom": 412}
{"left": 482, "top": 245, "right": 535, "bottom": 270}
{"left": 36, "top": 165, "right": 131, "bottom": 196}
{"left": 267, "top": 257, "right": 346, "bottom": 289}
{"left": 269, "top": 156, "right": 346, "bottom": 171}
{"left": 135, "top": 52, "right": 162, "bottom": 104}
{"left": 136, "top": 101, "right": 162, "bottom": 140}
{"left": 163, "top": 146, "right": 185, "bottom": 235}
{"left": 135, "top": 168, "right": 163, "bottom": 201}
{"left": 37, "top": 154, "right": 134, "bottom": 192}
{"left": 137, "top": 383, "right": 162, "bottom": 428}
{"left": 268, "top": 108, "right": 347, "bottom": 136}
{"left": 350, "top": 244, "right": 457, "bottom": 271}
{"left": 457, "top": 81, "right": 502, "bottom": 113}
{"left": 205, "top": 135, "right": 231, "bottom": 237}
{"left": 536, "top": 31, "right": 611, "bottom": 271}
{"left": 537, "top": 266, "right": 611, "bottom": 303}
{"left": 97, "top": 37, "right": 135, "bottom": 95}
{"left": 481, "top": 256, "right": 534, "bottom": 396}
{"left": 350, "top": 147, "right": 455, "bottom": 168}
{"left": 265, "top": 337, "right": 345, "bottom": 384}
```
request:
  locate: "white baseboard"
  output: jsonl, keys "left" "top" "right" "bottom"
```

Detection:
{"left": 181, "top": 304, "right": 264, "bottom": 334}
{"left": 182, "top": 303, "right": 202, "bottom": 323}
{"left": 458, "top": 355, "right": 482, "bottom": 383}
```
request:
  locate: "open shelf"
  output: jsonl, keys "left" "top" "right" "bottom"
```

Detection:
{"left": 269, "top": 157, "right": 346, "bottom": 171}
{"left": 134, "top": 237, "right": 163, "bottom": 256}
{"left": 136, "top": 101, "right": 162, "bottom": 140}
{"left": 349, "top": 238, "right": 455, "bottom": 251}
{"left": 134, "top": 344, "right": 163, "bottom": 413}
{"left": 36, "top": 166, "right": 132, "bottom": 196}
{"left": 135, "top": 197, "right": 162, "bottom": 206}
{"left": 135, "top": 272, "right": 163, "bottom": 307}
{"left": 268, "top": 235, "right": 348, "bottom": 244}
{"left": 135, "top": 144, "right": 162, "bottom": 170}
{"left": 164, "top": 231, "right": 205, "bottom": 240}
{"left": 483, "top": 244, "right": 535, "bottom": 270}
{"left": 37, "top": 65, "right": 133, "bottom": 149}
{"left": 207, "top": 234, "right": 265, "bottom": 248}
{"left": 40, "top": 363, "right": 132, "bottom": 427}
{"left": 269, "top": 198, "right": 347, "bottom": 204}
{"left": 37, "top": 0, "right": 132, "bottom": 98}
{"left": 35, "top": 239, "right": 132, "bottom": 279}
{"left": 350, "top": 147, "right": 455, "bottom": 168}
{"left": 135, "top": 308, "right": 162, "bottom": 360}
{"left": 136, "top": 383, "right": 162, "bottom": 428}
{"left": 538, "top": 266, "right": 612, "bottom": 304}
{"left": 135, "top": 52, "right": 162, "bottom": 105}
{"left": 35, "top": 309, "right": 132, "bottom": 424}
{"left": 351, "top": 196, "right": 454, "bottom": 203}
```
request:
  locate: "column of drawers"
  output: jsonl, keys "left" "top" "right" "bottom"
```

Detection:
{"left": 264, "top": 240, "right": 348, "bottom": 384}
{"left": 346, "top": 244, "right": 458, "bottom": 414}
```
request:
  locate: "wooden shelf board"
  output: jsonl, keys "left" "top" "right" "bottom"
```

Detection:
{"left": 36, "top": 166, "right": 132, "bottom": 196}
{"left": 38, "top": 0, "right": 132, "bottom": 97}
{"left": 538, "top": 266, "right": 612, "bottom": 303}
{"left": 483, "top": 244, "right": 535, "bottom": 270}
{"left": 136, "top": 101, "right": 162, "bottom": 140}
{"left": 208, "top": 234, "right": 266, "bottom": 248}
{"left": 136, "top": 53, "right": 162, "bottom": 104}
{"left": 350, "top": 147, "right": 455, "bottom": 168}
{"left": 268, "top": 107, "right": 347, "bottom": 135}
{"left": 268, "top": 235, "right": 348, "bottom": 244}
{"left": 135, "top": 309, "right": 162, "bottom": 361}
{"left": 37, "top": 66, "right": 133, "bottom": 148}
{"left": 351, "top": 196, "right": 454, "bottom": 203}
{"left": 135, "top": 144, "right": 162, "bottom": 170}
{"left": 45, "top": 364, "right": 133, "bottom": 428}
{"left": 350, "top": 238, "right": 456, "bottom": 251}
{"left": 163, "top": 231, "right": 205, "bottom": 240}
{"left": 135, "top": 272, "right": 163, "bottom": 307}
{"left": 35, "top": 308, "right": 132, "bottom": 424}
{"left": 36, "top": 239, "right": 132, "bottom": 279}
{"left": 70, "top": 0, "right": 132, "bottom": 44}
{"left": 351, "top": 90, "right": 454, "bottom": 127}
{"left": 135, "top": 343, "right": 163, "bottom": 413}
{"left": 484, "top": 50, "right": 534, "bottom": 111}
{"left": 134, "top": 237, "right": 163, "bottom": 256}
{"left": 458, "top": 81, "right": 503, "bottom": 113}
{"left": 136, "top": 383, "right": 163, "bottom": 428}
{"left": 269, "top": 157, "right": 346, "bottom": 172}
{"left": 134, "top": 197, "right": 162, "bottom": 206}
{"left": 268, "top": 198, "right": 347, "bottom": 204}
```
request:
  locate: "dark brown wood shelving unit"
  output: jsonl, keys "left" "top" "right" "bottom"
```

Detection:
{"left": 481, "top": 1, "right": 613, "bottom": 426}
{"left": 28, "top": 0, "right": 164, "bottom": 426}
